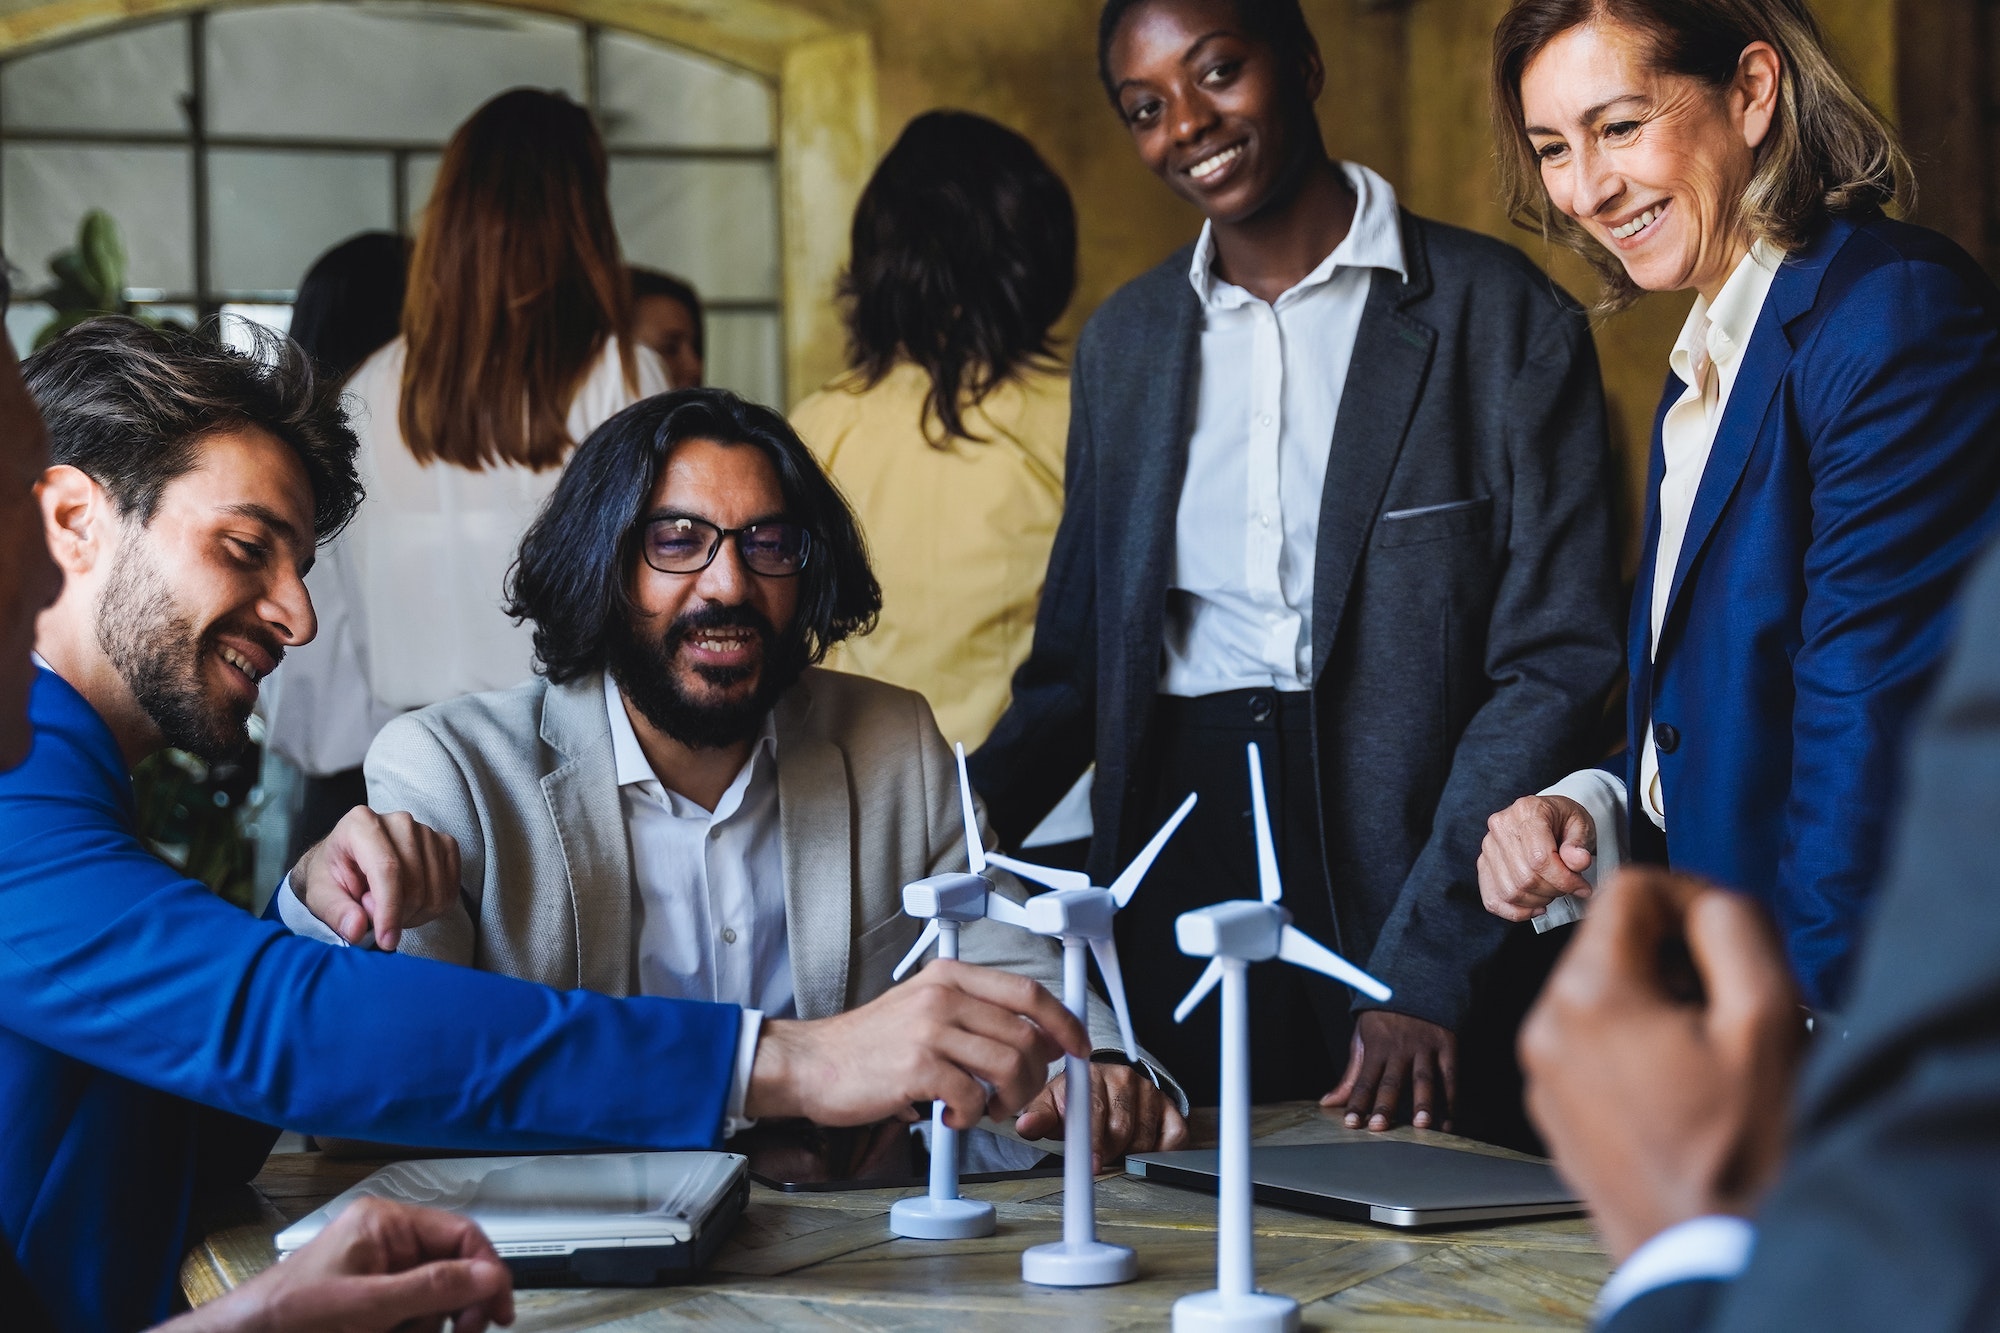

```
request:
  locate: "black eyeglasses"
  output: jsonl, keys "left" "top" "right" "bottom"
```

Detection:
{"left": 640, "top": 516, "right": 813, "bottom": 577}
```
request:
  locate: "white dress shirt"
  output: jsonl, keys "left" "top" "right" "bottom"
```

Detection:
{"left": 1594, "top": 1214, "right": 1757, "bottom": 1322}
{"left": 1160, "top": 161, "right": 1407, "bottom": 695}
{"left": 1534, "top": 242, "right": 1783, "bottom": 930}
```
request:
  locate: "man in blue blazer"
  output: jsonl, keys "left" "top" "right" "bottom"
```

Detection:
{"left": 0, "top": 318, "right": 1088, "bottom": 1332}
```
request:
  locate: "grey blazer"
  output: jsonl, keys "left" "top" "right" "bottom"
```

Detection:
{"left": 364, "top": 666, "right": 1167, "bottom": 1087}
{"left": 1603, "top": 537, "right": 2000, "bottom": 1330}
{"left": 972, "top": 209, "right": 1625, "bottom": 1030}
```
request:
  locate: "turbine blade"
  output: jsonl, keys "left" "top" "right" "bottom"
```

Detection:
{"left": 982, "top": 889, "right": 1032, "bottom": 930}
{"left": 1277, "top": 925, "right": 1392, "bottom": 1002}
{"left": 891, "top": 920, "right": 941, "bottom": 981}
{"left": 1174, "top": 958, "right": 1226, "bottom": 1024}
{"left": 954, "top": 743, "right": 986, "bottom": 876}
{"left": 985, "top": 852, "right": 1092, "bottom": 894}
{"left": 1107, "top": 791, "right": 1198, "bottom": 908}
{"left": 1086, "top": 936, "right": 1140, "bottom": 1061}
{"left": 1248, "top": 743, "right": 1281, "bottom": 904}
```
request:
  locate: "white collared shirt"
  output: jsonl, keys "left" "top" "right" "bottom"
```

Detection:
{"left": 1535, "top": 242, "right": 1783, "bottom": 931}
{"left": 603, "top": 671, "right": 793, "bottom": 1017}
{"left": 1160, "top": 160, "right": 1409, "bottom": 696}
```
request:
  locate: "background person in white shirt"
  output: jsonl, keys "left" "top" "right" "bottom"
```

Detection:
{"left": 286, "top": 388, "right": 1189, "bottom": 1163}
{"left": 971, "top": 0, "right": 1623, "bottom": 1145}
{"left": 1478, "top": 0, "right": 2000, "bottom": 1014}
{"left": 265, "top": 89, "right": 670, "bottom": 792}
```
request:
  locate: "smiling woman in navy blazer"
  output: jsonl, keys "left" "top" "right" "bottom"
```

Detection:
{"left": 1477, "top": 0, "right": 2000, "bottom": 1012}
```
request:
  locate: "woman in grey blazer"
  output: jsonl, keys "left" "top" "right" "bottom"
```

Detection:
{"left": 971, "top": 0, "right": 1623, "bottom": 1136}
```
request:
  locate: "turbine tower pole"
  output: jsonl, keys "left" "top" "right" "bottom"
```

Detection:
{"left": 1062, "top": 936, "right": 1094, "bottom": 1249}
{"left": 1218, "top": 957, "right": 1252, "bottom": 1298}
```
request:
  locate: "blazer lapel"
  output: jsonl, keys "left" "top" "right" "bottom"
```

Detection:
{"left": 1658, "top": 219, "right": 1852, "bottom": 636}
{"left": 1311, "top": 212, "right": 1437, "bottom": 681}
{"left": 773, "top": 679, "right": 852, "bottom": 1020}
{"left": 539, "top": 673, "right": 638, "bottom": 995}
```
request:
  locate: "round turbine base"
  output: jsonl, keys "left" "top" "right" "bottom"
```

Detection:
{"left": 888, "top": 1195, "right": 995, "bottom": 1240}
{"left": 1171, "top": 1290, "right": 1300, "bottom": 1332}
{"left": 1020, "top": 1239, "right": 1138, "bottom": 1287}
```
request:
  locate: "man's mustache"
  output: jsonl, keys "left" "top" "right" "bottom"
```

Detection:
{"left": 659, "top": 604, "right": 779, "bottom": 653}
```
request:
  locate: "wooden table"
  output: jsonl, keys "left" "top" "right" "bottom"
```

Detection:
{"left": 183, "top": 1103, "right": 1608, "bottom": 1330}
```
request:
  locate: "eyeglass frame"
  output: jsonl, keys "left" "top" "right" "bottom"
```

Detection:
{"left": 635, "top": 513, "right": 814, "bottom": 578}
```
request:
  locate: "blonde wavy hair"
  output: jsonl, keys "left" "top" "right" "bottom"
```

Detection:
{"left": 1490, "top": 0, "right": 1914, "bottom": 311}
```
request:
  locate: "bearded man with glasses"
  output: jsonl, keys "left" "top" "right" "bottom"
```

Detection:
{"left": 278, "top": 387, "right": 1190, "bottom": 1166}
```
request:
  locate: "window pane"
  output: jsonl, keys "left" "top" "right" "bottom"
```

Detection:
{"left": 597, "top": 33, "right": 772, "bottom": 149}
{"left": 206, "top": 2, "right": 583, "bottom": 143}
{"left": 219, "top": 302, "right": 294, "bottom": 358}
{"left": 0, "top": 19, "right": 189, "bottom": 134}
{"left": 706, "top": 309, "right": 782, "bottom": 410}
{"left": 609, "top": 158, "right": 777, "bottom": 302}
{"left": 404, "top": 153, "right": 440, "bottom": 231}
{"left": 209, "top": 150, "right": 392, "bottom": 295}
{"left": 2, "top": 144, "right": 193, "bottom": 294}
{"left": 6, "top": 300, "right": 52, "bottom": 358}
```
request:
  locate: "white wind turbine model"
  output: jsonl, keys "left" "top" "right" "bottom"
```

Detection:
{"left": 884, "top": 742, "right": 1038, "bottom": 1240}
{"left": 1170, "top": 743, "right": 1393, "bottom": 1333}
{"left": 982, "top": 790, "right": 1199, "bottom": 1288}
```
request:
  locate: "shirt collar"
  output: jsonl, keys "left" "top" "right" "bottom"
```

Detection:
{"left": 1187, "top": 160, "right": 1407, "bottom": 310}
{"left": 603, "top": 669, "right": 778, "bottom": 796}
{"left": 1670, "top": 237, "right": 1784, "bottom": 386}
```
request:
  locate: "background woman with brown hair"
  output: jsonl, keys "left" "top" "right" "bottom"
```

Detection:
{"left": 273, "top": 88, "right": 668, "bottom": 778}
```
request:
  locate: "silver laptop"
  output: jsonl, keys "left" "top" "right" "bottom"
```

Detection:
{"left": 1126, "top": 1140, "right": 1582, "bottom": 1227}
{"left": 275, "top": 1151, "right": 748, "bottom": 1285}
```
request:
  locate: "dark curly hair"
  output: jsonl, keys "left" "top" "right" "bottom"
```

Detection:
{"left": 507, "top": 387, "right": 881, "bottom": 684}
{"left": 22, "top": 316, "right": 363, "bottom": 543}
{"left": 837, "top": 110, "right": 1075, "bottom": 445}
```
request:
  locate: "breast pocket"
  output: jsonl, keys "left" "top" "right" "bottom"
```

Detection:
{"left": 1375, "top": 497, "right": 1493, "bottom": 548}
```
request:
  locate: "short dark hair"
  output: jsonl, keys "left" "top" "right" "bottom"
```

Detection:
{"left": 1097, "top": 0, "right": 1318, "bottom": 104}
{"left": 838, "top": 110, "right": 1076, "bottom": 445}
{"left": 630, "top": 267, "right": 705, "bottom": 358}
{"left": 506, "top": 387, "right": 881, "bottom": 684}
{"left": 22, "top": 317, "right": 362, "bottom": 543}
{"left": 290, "top": 231, "right": 408, "bottom": 383}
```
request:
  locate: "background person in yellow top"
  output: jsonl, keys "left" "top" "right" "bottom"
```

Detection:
{"left": 791, "top": 110, "right": 1074, "bottom": 749}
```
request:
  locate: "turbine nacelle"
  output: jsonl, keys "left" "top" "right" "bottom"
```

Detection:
{"left": 1022, "top": 887, "right": 1119, "bottom": 940}
{"left": 901, "top": 872, "right": 993, "bottom": 922}
{"left": 1174, "top": 900, "right": 1291, "bottom": 962}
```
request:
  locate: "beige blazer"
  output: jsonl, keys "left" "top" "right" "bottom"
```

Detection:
{"left": 364, "top": 667, "right": 1175, "bottom": 1093}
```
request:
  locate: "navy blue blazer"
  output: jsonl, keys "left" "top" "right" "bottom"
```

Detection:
{"left": 0, "top": 669, "right": 741, "bottom": 1332}
{"left": 1630, "top": 214, "right": 2000, "bottom": 1009}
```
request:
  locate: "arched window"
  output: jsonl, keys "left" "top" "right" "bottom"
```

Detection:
{"left": 0, "top": 3, "right": 783, "bottom": 404}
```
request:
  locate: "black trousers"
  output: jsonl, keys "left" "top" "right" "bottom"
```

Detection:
{"left": 1112, "top": 689, "right": 1353, "bottom": 1107}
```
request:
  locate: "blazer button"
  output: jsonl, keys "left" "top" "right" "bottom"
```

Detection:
{"left": 1248, "top": 691, "right": 1274, "bottom": 723}
{"left": 1653, "top": 722, "right": 1681, "bottom": 754}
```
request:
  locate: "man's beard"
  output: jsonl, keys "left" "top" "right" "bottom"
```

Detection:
{"left": 606, "top": 603, "right": 807, "bottom": 751}
{"left": 95, "top": 542, "right": 268, "bottom": 762}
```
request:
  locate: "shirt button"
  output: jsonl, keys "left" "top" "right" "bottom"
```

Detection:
{"left": 722, "top": 928, "right": 738, "bottom": 944}
{"left": 1259, "top": 513, "right": 1272, "bottom": 528}
{"left": 1260, "top": 414, "right": 1273, "bottom": 427}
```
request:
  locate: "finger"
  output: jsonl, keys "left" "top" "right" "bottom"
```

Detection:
{"left": 1572, "top": 867, "right": 1703, "bottom": 1003}
{"left": 1344, "top": 1044, "right": 1389, "bottom": 1129}
{"left": 1321, "top": 1030, "right": 1365, "bottom": 1106}
{"left": 927, "top": 961, "right": 1088, "bottom": 1059}
{"left": 343, "top": 1258, "right": 513, "bottom": 1326}
{"left": 1013, "top": 1080, "right": 1062, "bottom": 1141}
{"left": 1409, "top": 1049, "right": 1437, "bottom": 1130}
{"left": 1368, "top": 1057, "right": 1406, "bottom": 1131}
{"left": 928, "top": 1064, "right": 998, "bottom": 1131}
{"left": 1438, "top": 1037, "right": 1458, "bottom": 1134}
{"left": 377, "top": 812, "right": 434, "bottom": 951}
{"left": 1160, "top": 1101, "right": 1190, "bottom": 1151}
{"left": 1091, "top": 1068, "right": 1118, "bottom": 1171}
{"left": 922, "top": 1027, "right": 1046, "bottom": 1116}
{"left": 1127, "top": 1077, "right": 1164, "bottom": 1154}
{"left": 338, "top": 812, "right": 407, "bottom": 952}
{"left": 1680, "top": 889, "right": 1797, "bottom": 1043}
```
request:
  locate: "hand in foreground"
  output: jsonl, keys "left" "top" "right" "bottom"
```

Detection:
{"left": 160, "top": 1196, "right": 512, "bottom": 1333}
{"left": 1015, "top": 1061, "right": 1190, "bottom": 1170}
{"left": 294, "top": 806, "right": 462, "bottom": 951}
{"left": 1322, "top": 1010, "right": 1457, "bottom": 1131}
{"left": 1520, "top": 867, "right": 1804, "bottom": 1262}
{"left": 747, "top": 959, "right": 1089, "bottom": 1132}
{"left": 1478, "top": 793, "right": 1596, "bottom": 922}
